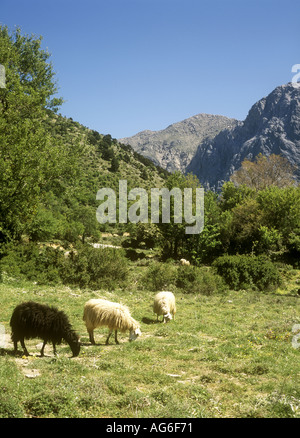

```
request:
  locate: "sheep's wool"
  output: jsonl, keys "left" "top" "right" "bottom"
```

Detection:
{"left": 153, "top": 291, "right": 176, "bottom": 320}
{"left": 83, "top": 299, "right": 140, "bottom": 332}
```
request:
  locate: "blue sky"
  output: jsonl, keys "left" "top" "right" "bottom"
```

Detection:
{"left": 1, "top": 0, "right": 300, "bottom": 138}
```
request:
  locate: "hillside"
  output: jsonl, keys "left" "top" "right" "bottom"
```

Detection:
{"left": 187, "top": 83, "right": 300, "bottom": 189}
{"left": 45, "top": 112, "right": 168, "bottom": 191}
{"left": 34, "top": 112, "right": 169, "bottom": 241}
{"left": 119, "top": 114, "right": 238, "bottom": 173}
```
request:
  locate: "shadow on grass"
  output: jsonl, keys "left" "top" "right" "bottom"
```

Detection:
{"left": 142, "top": 316, "right": 161, "bottom": 325}
{"left": 0, "top": 347, "right": 17, "bottom": 357}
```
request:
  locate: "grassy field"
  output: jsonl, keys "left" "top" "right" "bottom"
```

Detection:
{"left": 0, "top": 263, "right": 300, "bottom": 418}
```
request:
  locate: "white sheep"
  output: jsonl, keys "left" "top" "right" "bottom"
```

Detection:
{"left": 179, "top": 258, "right": 190, "bottom": 266}
{"left": 153, "top": 291, "right": 176, "bottom": 323}
{"left": 83, "top": 298, "right": 141, "bottom": 345}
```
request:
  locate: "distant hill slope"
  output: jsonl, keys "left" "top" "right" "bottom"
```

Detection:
{"left": 119, "top": 114, "right": 238, "bottom": 173}
{"left": 46, "top": 112, "right": 168, "bottom": 192}
{"left": 187, "top": 83, "right": 300, "bottom": 190}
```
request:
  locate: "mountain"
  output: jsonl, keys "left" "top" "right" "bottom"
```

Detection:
{"left": 187, "top": 83, "right": 300, "bottom": 189}
{"left": 119, "top": 114, "right": 238, "bottom": 173}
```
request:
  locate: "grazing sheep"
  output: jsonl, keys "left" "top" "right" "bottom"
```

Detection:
{"left": 180, "top": 258, "right": 190, "bottom": 266}
{"left": 10, "top": 301, "right": 80, "bottom": 357}
{"left": 153, "top": 291, "right": 176, "bottom": 323}
{"left": 83, "top": 298, "right": 141, "bottom": 345}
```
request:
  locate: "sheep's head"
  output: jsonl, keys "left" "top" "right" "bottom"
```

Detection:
{"left": 129, "top": 327, "right": 141, "bottom": 342}
{"left": 163, "top": 312, "right": 172, "bottom": 323}
{"left": 66, "top": 331, "right": 81, "bottom": 357}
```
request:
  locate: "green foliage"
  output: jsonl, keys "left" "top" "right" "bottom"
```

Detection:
{"left": 213, "top": 254, "right": 281, "bottom": 291}
{"left": 176, "top": 264, "right": 226, "bottom": 295}
{"left": 123, "top": 223, "right": 162, "bottom": 249}
{"left": 142, "top": 261, "right": 177, "bottom": 291}
{"left": 220, "top": 181, "right": 255, "bottom": 211}
{"left": 158, "top": 172, "right": 202, "bottom": 258}
{"left": 0, "top": 26, "right": 66, "bottom": 242}
{"left": 110, "top": 156, "right": 120, "bottom": 172}
{"left": 0, "top": 243, "right": 129, "bottom": 289}
{"left": 62, "top": 245, "right": 129, "bottom": 289}
{"left": 142, "top": 261, "right": 225, "bottom": 295}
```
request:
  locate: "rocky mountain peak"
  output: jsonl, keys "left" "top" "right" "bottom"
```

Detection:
{"left": 119, "top": 113, "right": 238, "bottom": 173}
{"left": 187, "top": 83, "right": 300, "bottom": 189}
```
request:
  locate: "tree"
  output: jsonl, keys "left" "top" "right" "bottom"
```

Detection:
{"left": 230, "top": 153, "right": 296, "bottom": 190}
{"left": 0, "top": 26, "right": 64, "bottom": 242}
{"left": 157, "top": 172, "right": 202, "bottom": 258}
{"left": 110, "top": 156, "right": 120, "bottom": 172}
{"left": 219, "top": 181, "right": 255, "bottom": 211}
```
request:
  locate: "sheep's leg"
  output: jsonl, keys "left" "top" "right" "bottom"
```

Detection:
{"left": 105, "top": 330, "right": 113, "bottom": 345}
{"left": 40, "top": 340, "right": 47, "bottom": 357}
{"left": 20, "top": 338, "right": 29, "bottom": 356}
{"left": 114, "top": 330, "right": 119, "bottom": 345}
{"left": 52, "top": 343, "right": 57, "bottom": 356}
{"left": 12, "top": 335, "right": 18, "bottom": 354}
{"left": 88, "top": 329, "right": 95, "bottom": 345}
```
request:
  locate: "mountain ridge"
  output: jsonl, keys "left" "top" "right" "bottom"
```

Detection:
{"left": 187, "top": 82, "right": 300, "bottom": 189}
{"left": 119, "top": 113, "right": 239, "bottom": 173}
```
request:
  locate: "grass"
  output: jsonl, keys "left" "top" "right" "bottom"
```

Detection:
{"left": 0, "top": 264, "right": 300, "bottom": 418}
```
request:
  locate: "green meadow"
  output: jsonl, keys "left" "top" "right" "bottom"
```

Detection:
{"left": 0, "top": 262, "right": 299, "bottom": 419}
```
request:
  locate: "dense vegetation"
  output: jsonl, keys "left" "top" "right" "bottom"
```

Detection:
{"left": 0, "top": 26, "right": 299, "bottom": 419}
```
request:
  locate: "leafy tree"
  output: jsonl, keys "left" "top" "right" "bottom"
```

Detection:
{"left": 110, "top": 156, "right": 120, "bottom": 172}
{"left": 230, "top": 153, "right": 296, "bottom": 190}
{"left": 158, "top": 172, "right": 202, "bottom": 258}
{"left": 219, "top": 181, "right": 255, "bottom": 211}
{"left": 229, "top": 198, "right": 263, "bottom": 253}
{"left": 102, "top": 146, "right": 115, "bottom": 161}
{"left": 257, "top": 186, "right": 300, "bottom": 256}
{"left": 0, "top": 26, "right": 65, "bottom": 242}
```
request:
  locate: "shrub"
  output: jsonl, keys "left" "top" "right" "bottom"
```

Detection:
{"left": 0, "top": 243, "right": 64, "bottom": 283}
{"left": 143, "top": 262, "right": 225, "bottom": 295}
{"left": 0, "top": 243, "right": 129, "bottom": 289}
{"left": 62, "top": 245, "right": 129, "bottom": 289}
{"left": 176, "top": 265, "right": 226, "bottom": 295}
{"left": 212, "top": 254, "right": 281, "bottom": 291}
{"left": 142, "top": 261, "right": 177, "bottom": 291}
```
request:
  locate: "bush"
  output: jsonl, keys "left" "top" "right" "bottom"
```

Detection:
{"left": 176, "top": 265, "right": 226, "bottom": 295}
{"left": 142, "top": 262, "right": 225, "bottom": 295}
{"left": 212, "top": 254, "right": 281, "bottom": 291}
{"left": 62, "top": 245, "right": 129, "bottom": 289}
{"left": 0, "top": 243, "right": 64, "bottom": 283}
{"left": 0, "top": 243, "right": 129, "bottom": 289}
{"left": 142, "top": 261, "right": 177, "bottom": 291}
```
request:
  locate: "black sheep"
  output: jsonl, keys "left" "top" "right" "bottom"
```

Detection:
{"left": 10, "top": 301, "right": 80, "bottom": 357}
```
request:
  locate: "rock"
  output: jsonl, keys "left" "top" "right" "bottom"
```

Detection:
{"left": 187, "top": 83, "right": 300, "bottom": 190}
{"left": 119, "top": 114, "right": 238, "bottom": 173}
